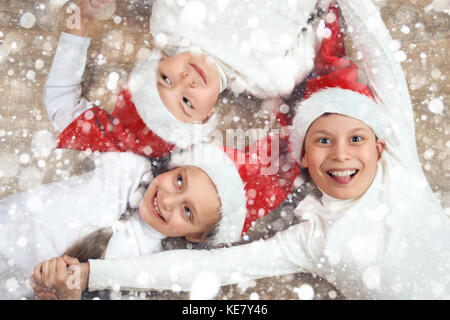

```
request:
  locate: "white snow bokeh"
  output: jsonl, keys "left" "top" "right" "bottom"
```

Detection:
{"left": 428, "top": 98, "right": 445, "bottom": 114}
{"left": 106, "top": 71, "right": 120, "bottom": 90}
{"left": 31, "top": 130, "right": 56, "bottom": 158}
{"left": 19, "top": 12, "right": 36, "bottom": 29}
{"left": 362, "top": 265, "right": 381, "bottom": 290}
{"left": 0, "top": 153, "right": 20, "bottom": 179}
{"left": 294, "top": 284, "right": 315, "bottom": 300}
{"left": 17, "top": 166, "right": 43, "bottom": 191}
{"left": 189, "top": 271, "right": 221, "bottom": 300}
{"left": 180, "top": 0, "right": 207, "bottom": 26}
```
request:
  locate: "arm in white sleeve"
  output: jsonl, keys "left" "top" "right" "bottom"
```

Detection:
{"left": 43, "top": 32, "right": 93, "bottom": 132}
{"left": 338, "top": 0, "right": 417, "bottom": 153}
{"left": 88, "top": 222, "right": 315, "bottom": 292}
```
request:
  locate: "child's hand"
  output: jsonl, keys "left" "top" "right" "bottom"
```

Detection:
{"left": 78, "top": 0, "right": 115, "bottom": 20}
{"left": 66, "top": 0, "right": 114, "bottom": 36}
{"left": 29, "top": 277, "right": 58, "bottom": 300}
{"left": 30, "top": 256, "right": 87, "bottom": 300}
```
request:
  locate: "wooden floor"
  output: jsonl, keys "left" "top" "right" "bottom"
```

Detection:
{"left": 0, "top": 0, "right": 448, "bottom": 300}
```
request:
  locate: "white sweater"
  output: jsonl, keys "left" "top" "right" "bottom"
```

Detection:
{"left": 150, "top": 0, "right": 334, "bottom": 99}
{"left": 0, "top": 33, "right": 165, "bottom": 300}
{"left": 88, "top": 0, "right": 450, "bottom": 299}
{"left": 0, "top": 152, "right": 165, "bottom": 300}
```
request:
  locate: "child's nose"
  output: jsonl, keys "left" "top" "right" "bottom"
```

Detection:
{"left": 158, "top": 191, "right": 181, "bottom": 216}
{"left": 182, "top": 72, "right": 197, "bottom": 88}
{"left": 331, "top": 143, "right": 351, "bottom": 161}
{"left": 159, "top": 192, "right": 173, "bottom": 211}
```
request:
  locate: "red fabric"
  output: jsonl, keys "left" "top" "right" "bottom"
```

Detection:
{"left": 225, "top": 133, "right": 300, "bottom": 235}
{"left": 304, "top": 63, "right": 374, "bottom": 100}
{"left": 313, "top": 5, "right": 348, "bottom": 77}
{"left": 276, "top": 4, "right": 373, "bottom": 127}
{"left": 57, "top": 89, "right": 174, "bottom": 158}
{"left": 304, "top": 5, "right": 374, "bottom": 100}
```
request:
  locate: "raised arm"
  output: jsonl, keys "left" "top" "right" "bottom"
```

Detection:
{"left": 87, "top": 222, "right": 315, "bottom": 292}
{"left": 337, "top": 0, "right": 417, "bottom": 151}
{"left": 42, "top": 32, "right": 92, "bottom": 132}
{"left": 43, "top": 0, "right": 113, "bottom": 132}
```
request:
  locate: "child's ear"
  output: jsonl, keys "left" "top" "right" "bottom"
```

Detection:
{"left": 185, "top": 233, "right": 205, "bottom": 243}
{"left": 376, "top": 139, "right": 386, "bottom": 160}
{"left": 300, "top": 153, "right": 308, "bottom": 168}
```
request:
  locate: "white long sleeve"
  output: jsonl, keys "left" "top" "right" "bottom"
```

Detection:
{"left": 88, "top": 221, "right": 316, "bottom": 292}
{"left": 0, "top": 152, "right": 153, "bottom": 299}
{"left": 42, "top": 32, "right": 93, "bottom": 132}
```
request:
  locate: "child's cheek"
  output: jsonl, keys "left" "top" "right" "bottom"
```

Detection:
{"left": 168, "top": 219, "right": 188, "bottom": 236}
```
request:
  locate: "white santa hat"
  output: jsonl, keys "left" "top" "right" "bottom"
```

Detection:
{"left": 290, "top": 87, "right": 388, "bottom": 163}
{"left": 168, "top": 137, "right": 300, "bottom": 245}
{"left": 128, "top": 51, "right": 218, "bottom": 149}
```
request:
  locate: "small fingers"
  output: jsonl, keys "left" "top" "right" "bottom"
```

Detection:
{"left": 63, "top": 255, "right": 80, "bottom": 266}
{"left": 90, "top": 0, "right": 112, "bottom": 8}
{"left": 56, "top": 257, "right": 69, "bottom": 283}
{"left": 42, "top": 260, "right": 52, "bottom": 287}
{"left": 33, "top": 262, "right": 44, "bottom": 283}
{"left": 36, "top": 291, "right": 58, "bottom": 300}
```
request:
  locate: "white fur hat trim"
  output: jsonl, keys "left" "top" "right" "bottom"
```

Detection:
{"left": 290, "top": 88, "right": 388, "bottom": 163}
{"left": 128, "top": 53, "right": 217, "bottom": 149}
{"left": 169, "top": 143, "right": 247, "bottom": 245}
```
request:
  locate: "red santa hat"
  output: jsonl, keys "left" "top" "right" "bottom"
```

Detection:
{"left": 169, "top": 135, "right": 299, "bottom": 245}
{"left": 289, "top": 4, "right": 387, "bottom": 163}
{"left": 275, "top": 4, "right": 373, "bottom": 128}
{"left": 57, "top": 51, "right": 217, "bottom": 158}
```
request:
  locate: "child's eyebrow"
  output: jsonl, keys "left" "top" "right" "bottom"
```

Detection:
{"left": 310, "top": 129, "right": 332, "bottom": 135}
{"left": 348, "top": 127, "right": 371, "bottom": 133}
{"left": 310, "top": 127, "right": 370, "bottom": 136}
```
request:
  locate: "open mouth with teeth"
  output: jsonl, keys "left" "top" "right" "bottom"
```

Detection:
{"left": 151, "top": 190, "right": 165, "bottom": 221}
{"left": 326, "top": 169, "right": 359, "bottom": 185}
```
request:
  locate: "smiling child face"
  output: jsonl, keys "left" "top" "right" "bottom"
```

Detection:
{"left": 139, "top": 166, "right": 221, "bottom": 242}
{"left": 156, "top": 52, "right": 221, "bottom": 123}
{"left": 301, "top": 113, "right": 385, "bottom": 200}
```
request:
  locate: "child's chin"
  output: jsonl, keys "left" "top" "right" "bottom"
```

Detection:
{"left": 323, "top": 187, "right": 360, "bottom": 200}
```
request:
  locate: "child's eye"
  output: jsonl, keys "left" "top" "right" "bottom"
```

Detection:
{"left": 318, "top": 137, "right": 331, "bottom": 144}
{"left": 176, "top": 175, "right": 183, "bottom": 188}
{"left": 182, "top": 97, "right": 193, "bottom": 109}
{"left": 184, "top": 206, "right": 192, "bottom": 220}
{"left": 161, "top": 74, "right": 172, "bottom": 85}
{"left": 351, "top": 136, "right": 363, "bottom": 142}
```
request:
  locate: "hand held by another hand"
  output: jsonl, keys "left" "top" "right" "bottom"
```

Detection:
{"left": 29, "top": 255, "right": 90, "bottom": 300}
